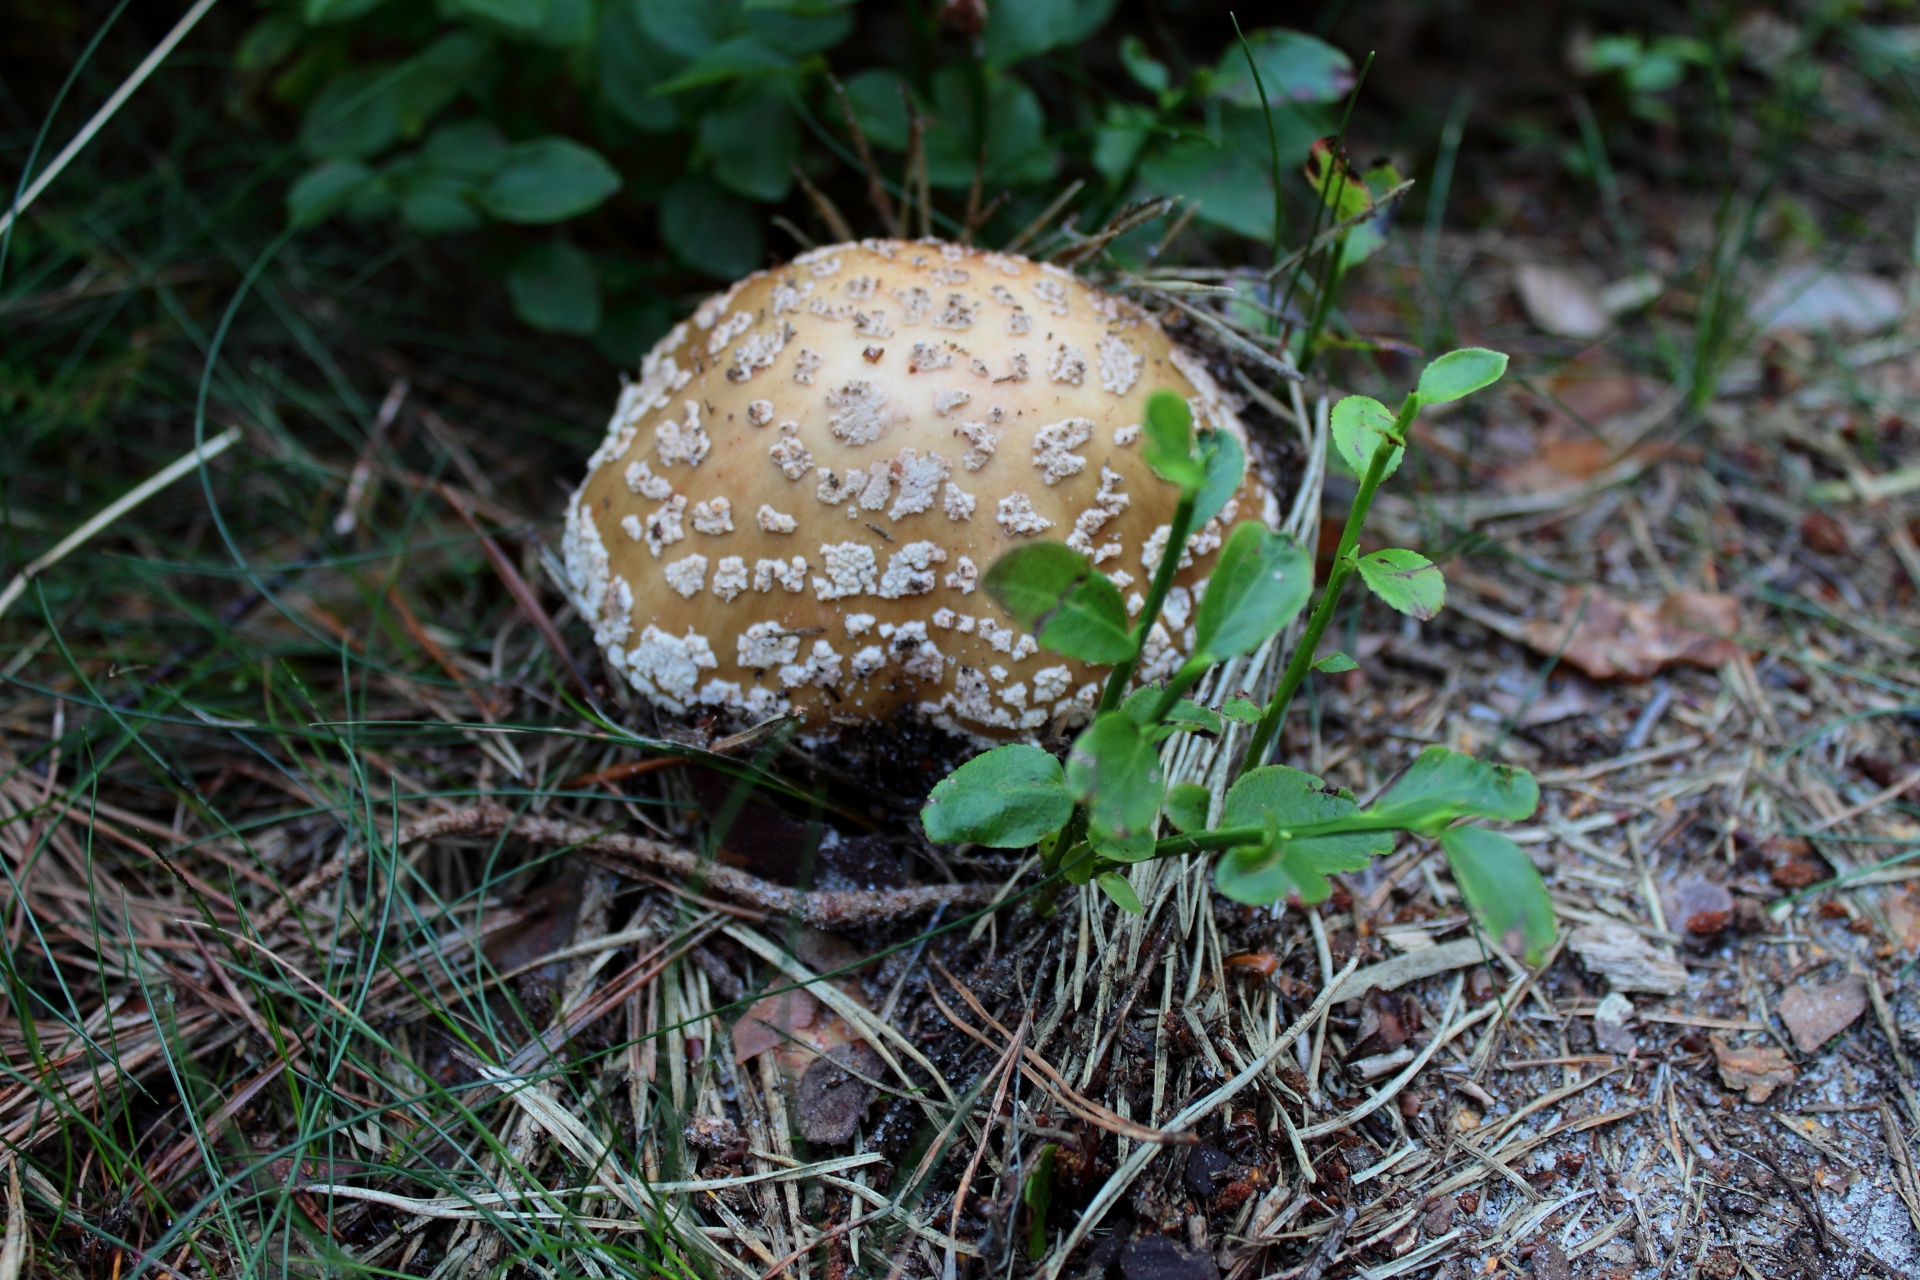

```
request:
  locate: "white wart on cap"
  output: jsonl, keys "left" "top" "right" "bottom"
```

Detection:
{"left": 564, "top": 238, "right": 1278, "bottom": 740}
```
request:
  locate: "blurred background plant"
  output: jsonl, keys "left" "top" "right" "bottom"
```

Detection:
{"left": 240, "top": 0, "right": 1358, "bottom": 359}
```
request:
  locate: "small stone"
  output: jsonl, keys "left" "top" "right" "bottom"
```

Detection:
{"left": 1181, "top": 1143, "right": 1234, "bottom": 1200}
{"left": 1593, "top": 991, "right": 1638, "bottom": 1054}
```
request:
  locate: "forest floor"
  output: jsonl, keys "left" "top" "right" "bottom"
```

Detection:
{"left": 5, "top": 12, "right": 1920, "bottom": 1280}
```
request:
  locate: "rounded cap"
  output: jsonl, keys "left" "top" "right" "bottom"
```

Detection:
{"left": 564, "top": 238, "right": 1276, "bottom": 740}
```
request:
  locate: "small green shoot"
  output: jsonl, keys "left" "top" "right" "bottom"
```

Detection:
{"left": 919, "top": 348, "right": 1557, "bottom": 962}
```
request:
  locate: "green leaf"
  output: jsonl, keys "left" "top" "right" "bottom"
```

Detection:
{"left": 1221, "top": 696, "right": 1263, "bottom": 725}
{"left": 1137, "top": 111, "right": 1325, "bottom": 241}
{"left": 922, "top": 744, "right": 1072, "bottom": 848}
{"left": 1312, "top": 652, "right": 1358, "bottom": 673}
{"left": 984, "top": 543, "right": 1135, "bottom": 665}
{"left": 1066, "top": 713, "right": 1163, "bottom": 861}
{"left": 441, "top": 0, "right": 551, "bottom": 31}
{"left": 1164, "top": 782, "right": 1211, "bottom": 834}
{"left": 842, "top": 69, "right": 910, "bottom": 150}
{"left": 237, "top": 14, "right": 303, "bottom": 72}
{"left": 636, "top": 0, "right": 734, "bottom": 57}
{"left": 1415, "top": 348, "right": 1509, "bottom": 405}
{"left": 1118, "top": 688, "right": 1222, "bottom": 741}
{"left": 598, "top": 5, "right": 684, "bottom": 132}
{"left": 1329, "top": 395, "right": 1404, "bottom": 481}
{"left": 419, "top": 119, "right": 507, "bottom": 177}
{"left": 653, "top": 35, "right": 792, "bottom": 93}
{"left": 659, "top": 173, "right": 762, "bottom": 278}
{"left": 1441, "top": 826, "right": 1556, "bottom": 965}
{"left": 287, "top": 160, "right": 373, "bottom": 227}
{"left": 1224, "top": 764, "right": 1391, "bottom": 877}
{"left": 1095, "top": 871, "right": 1143, "bottom": 915}
{"left": 699, "top": 85, "right": 799, "bottom": 203}
{"left": 1356, "top": 549, "right": 1445, "bottom": 620}
{"left": 1369, "top": 746, "right": 1539, "bottom": 835}
{"left": 1191, "top": 523, "right": 1312, "bottom": 661}
{"left": 481, "top": 137, "right": 621, "bottom": 223}
{"left": 396, "top": 170, "right": 483, "bottom": 232}
{"left": 1119, "top": 36, "right": 1170, "bottom": 94}
{"left": 984, "top": 0, "right": 1118, "bottom": 67}
{"left": 1192, "top": 429, "right": 1247, "bottom": 528}
{"left": 1024, "top": 1144, "right": 1057, "bottom": 1261}
{"left": 508, "top": 242, "right": 601, "bottom": 334}
{"left": 921, "top": 67, "right": 1056, "bottom": 189}
{"left": 1142, "top": 390, "right": 1201, "bottom": 488}
{"left": 305, "top": 0, "right": 389, "bottom": 22}
{"left": 1209, "top": 29, "right": 1355, "bottom": 106}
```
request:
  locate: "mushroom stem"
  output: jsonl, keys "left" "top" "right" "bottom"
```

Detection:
{"left": 1098, "top": 486, "right": 1199, "bottom": 714}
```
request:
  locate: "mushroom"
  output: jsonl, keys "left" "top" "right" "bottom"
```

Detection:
{"left": 563, "top": 238, "right": 1278, "bottom": 740}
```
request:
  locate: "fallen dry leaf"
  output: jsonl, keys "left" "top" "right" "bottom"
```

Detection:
{"left": 1517, "top": 263, "right": 1608, "bottom": 339}
{"left": 1568, "top": 921, "right": 1688, "bottom": 995}
{"left": 1777, "top": 975, "right": 1868, "bottom": 1055}
{"left": 731, "top": 988, "right": 822, "bottom": 1064}
{"left": 797, "top": 1040, "right": 885, "bottom": 1144}
{"left": 1712, "top": 1034, "right": 1798, "bottom": 1103}
{"left": 1525, "top": 588, "right": 1742, "bottom": 680}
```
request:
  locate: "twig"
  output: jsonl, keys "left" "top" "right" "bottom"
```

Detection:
{"left": 789, "top": 165, "right": 854, "bottom": 244}
{"left": 401, "top": 804, "right": 997, "bottom": 928}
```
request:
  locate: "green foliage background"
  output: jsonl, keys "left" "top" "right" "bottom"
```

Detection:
{"left": 248, "top": 0, "right": 1357, "bottom": 360}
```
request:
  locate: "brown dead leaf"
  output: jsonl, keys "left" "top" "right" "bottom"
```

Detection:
{"left": 1525, "top": 588, "right": 1742, "bottom": 680}
{"left": 1349, "top": 986, "right": 1423, "bottom": 1059}
{"left": 1712, "top": 1035, "right": 1798, "bottom": 1103}
{"left": 1777, "top": 975, "right": 1868, "bottom": 1055}
{"left": 797, "top": 1041, "right": 884, "bottom": 1145}
{"left": 731, "top": 988, "right": 823, "bottom": 1064}
{"left": 1882, "top": 886, "right": 1920, "bottom": 952}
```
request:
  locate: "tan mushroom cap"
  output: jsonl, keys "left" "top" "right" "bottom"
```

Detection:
{"left": 563, "top": 238, "right": 1278, "bottom": 741}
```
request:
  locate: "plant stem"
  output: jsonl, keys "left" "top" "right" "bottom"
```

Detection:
{"left": 1152, "top": 811, "right": 1411, "bottom": 856}
{"left": 1244, "top": 394, "right": 1417, "bottom": 766}
{"left": 1098, "top": 486, "right": 1197, "bottom": 713}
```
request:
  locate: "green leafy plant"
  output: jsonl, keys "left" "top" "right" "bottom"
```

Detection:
{"left": 919, "top": 353, "right": 1558, "bottom": 964}
{"left": 244, "top": 1, "right": 1369, "bottom": 355}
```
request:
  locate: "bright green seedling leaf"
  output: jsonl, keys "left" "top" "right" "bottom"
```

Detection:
{"left": 1192, "top": 523, "right": 1312, "bottom": 661}
{"left": 1313, "top": 652, "right": 1358, "bottom": 673}
{"left": 1329, "top": 395, "right": 1404, "bottom": 481}
{"left": 1368, "top": 746, "right": 1539, "bottom": 836}
{"left": 1415, "top": 347, "right": 1509, "bottom": 405}
{"left": 1164, "top": 782, "right": 1212, "bottom": 833}
{"left": 1060, "top": 842, "right": 1098, "bottom": 884}
{"left": 985, "top": 543, "right": 1135, "bottom": 664}
{"left": 1224, "top": 764, "right": 1392, "bottom": 885}
{"left": 922, "top": 744, "right": 1072, "bottom": 847}
{"left": 1221, "top": 696, "right": 1263, "bottom": 725}
{"left": 1095, "top": 871, "right": 1143, "bottom": 916}
{"left": 1356, "top": 548, "right": 1446, "bottom": 621}
{"left": 1024, "top": 1143, "right": 1057, "bottom": 1260}
{"left": 1142, "top": 390, "right": 1202, "bottom": 488}
{"left": 481, "top": 137, "right": 622, "bottom": 223}
{"left": 1192, "top": 429, "right": 1247, "bottom": 528}
{"left": 1118, "top": 688, "right": 1222, "bottom": 740}
{"left": 1066, "top": 713, "right": 1164, "bottom": 862}
{"left": 1440, "top": 825, "right": 1556, "bottom": 965}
